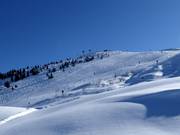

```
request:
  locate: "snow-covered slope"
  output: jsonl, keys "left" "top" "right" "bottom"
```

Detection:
{"left": 1, "top": 50, "right": 180, "bottom": 135}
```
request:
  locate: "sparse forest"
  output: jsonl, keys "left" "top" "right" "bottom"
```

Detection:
{"left": 0, "top": 50, "right": 110, "bottom": 88}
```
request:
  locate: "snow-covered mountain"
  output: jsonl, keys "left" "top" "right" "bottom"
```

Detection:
{"left": 1, "top": 50, "right": 180, "bottom": 135}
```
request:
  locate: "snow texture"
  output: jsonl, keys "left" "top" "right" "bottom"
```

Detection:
{"left": 1, "top": 50, "right": 180, "bottom": 135}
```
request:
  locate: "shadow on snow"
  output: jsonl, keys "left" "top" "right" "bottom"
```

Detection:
{"left": 123, "top": 89, "right": 180, "bottom": 118}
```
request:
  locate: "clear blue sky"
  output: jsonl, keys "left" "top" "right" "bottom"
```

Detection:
{"left": 0, "top": 0, "right": 180, "bottom": 72}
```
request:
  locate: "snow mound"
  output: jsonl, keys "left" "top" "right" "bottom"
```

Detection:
{"left": 0, "top": 106, "right": 26, "bottom": 121}
{"left": 1, "top": 50, "right": 180, "bottom": 135}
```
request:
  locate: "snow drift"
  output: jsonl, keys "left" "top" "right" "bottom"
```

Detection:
{"left": 1, "top": 50, "right": 180, "bottom": 135}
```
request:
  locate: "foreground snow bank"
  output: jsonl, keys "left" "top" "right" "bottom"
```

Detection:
{"left": 1, "top": 77, "right": 180, "bottom": 135}
{"left": 0, "top": 107, "right": 36, "bottom": 125}
{"left": 0, "top": 107, "right": 26, "bottom": 121}
{"left": 0, "top": 102, "right": 146, "bottom": 135}
{"left": 1, "top": 101, "right": 179, "bottom": 135}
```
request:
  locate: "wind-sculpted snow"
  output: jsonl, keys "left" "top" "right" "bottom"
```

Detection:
{"left": 124, "top": 89, "right": 180, "bottom": 117}
{"left": 0, "top": 107, "right": 26, "bottom": 121}
{"left": 127, "top": 53, "right": 180, "bottom": 84}
{"left": 0, "top": 108, "right": 36, "bottom": 125}
{"left": 1, "top": 50, "right": 180, "bottom": 135}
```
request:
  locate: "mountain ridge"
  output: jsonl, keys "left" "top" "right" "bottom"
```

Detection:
{"left": 1, "top": 49, "right": 180, "bottom": 135}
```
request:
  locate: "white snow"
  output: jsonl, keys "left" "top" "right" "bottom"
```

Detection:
{"left": 0, "top": 108, "right": 36, "bottom": 125}
{"left": 0, "top": 106, "right": 26, "bottom": 121}
{"left": 1, "top": 50, "right": 180, "bottom": 135}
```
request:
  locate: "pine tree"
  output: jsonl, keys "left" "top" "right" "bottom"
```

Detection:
{"left": 4, "top": 81, "right": 10, "bottom": 88}
{"left": 30, "top": 67, "right": 39, "bottom": 75}
{"left": 46, "top": 72, "right": 54, "bottom": 79}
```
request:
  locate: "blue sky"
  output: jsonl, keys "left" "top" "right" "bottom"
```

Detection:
{"left": 0, "top": 0, "right": 180, "bottom": 72}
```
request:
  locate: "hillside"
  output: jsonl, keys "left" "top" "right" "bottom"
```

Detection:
{"left": 1, "top": 50, "right": 180, "bottom": 135}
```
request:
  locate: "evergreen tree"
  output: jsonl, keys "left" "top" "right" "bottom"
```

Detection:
{"left": 0, "top": 73, "right": 4, "bottom": 80}
{"left": 46, "top": 72, "right": 54, "bottom": 79}
{"left": 52, "top": 68, "right": 56, "bottom": 72}
{"left": 30, "top": 67, "right": 39, "bottom": 75}
{"left": 4, "top": 81, "right": 10, "bottom": 88}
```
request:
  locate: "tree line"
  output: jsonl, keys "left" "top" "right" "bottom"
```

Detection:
{"left": 1, "top": 50, "right": 110, "bottom": 89}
